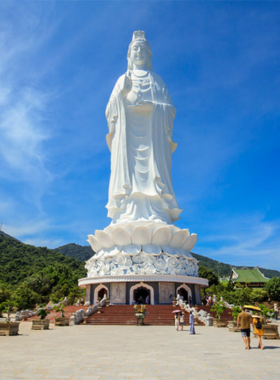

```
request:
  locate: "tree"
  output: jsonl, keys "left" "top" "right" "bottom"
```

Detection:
{"left": 198, "top": 266, "right": 219, "bottom": 287}
{"left": 14, "top": 284, "right": 40, "bottom": 310}
{"left": 265, "top": 277, "right": 280, "bottom": 301}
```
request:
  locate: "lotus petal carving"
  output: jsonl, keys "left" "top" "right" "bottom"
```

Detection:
{"left": 95, "top": 230, "right": 114, "bottom": 249}
{"left": 169, "top": 230, "right": 188, "bottom": 248}
{"left": 88, "top": 235, "right": 103, "bottom": 253}
{"left": 151, "top": 226, "right": 172, "bottom": 245}
{"left": 131, "top": 226, "right": 152, "bottom": 245}
{"left": 181, "top": 234, "right": 197, "bottom": 251}
{"left": 111, "top": 227, "right": 131, "bottom": 246}
{"left": 122, "top": 244, "right": 141, "bottom": 255}
{"left": 162, "top": 245, "right": 180, "bottom": 257}
{"left": 142, "top": 244, "right": 161, "bottom": 255}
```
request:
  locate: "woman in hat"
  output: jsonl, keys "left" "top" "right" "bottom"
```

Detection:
{"left": 252, "top": 314, "right": 264, "bottom": 349}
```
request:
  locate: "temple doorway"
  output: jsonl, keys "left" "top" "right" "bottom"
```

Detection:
{"left": 134, "top": 286, "right": 150, "bottom": 304}
{"left": 177, "top": 288, "right": 188, "bottom": 302}
{"left": 98, "top": 287, "right": 108, "bottom": 300}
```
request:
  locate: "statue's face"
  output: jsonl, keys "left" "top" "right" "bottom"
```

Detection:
{"left": 130, "top": 41, "right": 150, "bottom": 67}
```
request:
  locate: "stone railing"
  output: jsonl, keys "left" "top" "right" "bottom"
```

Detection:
{"left": 175, "top": 299, "right": 213, "bottom": 326}
{"left": 71, "top": 295, "right": 107, "bottom": 325}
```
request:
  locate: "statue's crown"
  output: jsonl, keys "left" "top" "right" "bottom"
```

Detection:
{"left": 132, "top": 30, "right": 146, "bottom": 42}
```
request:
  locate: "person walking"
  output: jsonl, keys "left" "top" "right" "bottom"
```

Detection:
{"left": 252, "top": 315, "right": 264, "bottom": 350}
{"left": 237, "top": 307, "right": 252, "bottom": 350}
{"left": 274, "top": 303, "right": 279, "bottom": 320}
{"left": 179, "top": 312, "right": 185, "bottom": 331}
{"left": 189, "top": 311, "right": 195, "bottom": 335}
{"left": 174, "top": 312, "right": 180, "bottom": 331}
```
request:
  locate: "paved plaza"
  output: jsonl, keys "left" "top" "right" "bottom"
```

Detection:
{"left": 1, "top": 322, "right": 280, "bottom": 380}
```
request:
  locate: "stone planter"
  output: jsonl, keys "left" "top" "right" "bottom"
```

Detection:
{"left": 0, "top": 322, "right": 20, "bottom": 336}
{"left": 135, "top": 312, "right": 145, "bottom": 325}
{"left": 228, "top": 320, "right": 241, "bottom": 332}
{"left": 259, "top": 324, "right": 280, "bottom": 339}
{"left": 32, "top": 319, "right": 50, "bottom": 330}
{"left": 213, "top": 318, "right": 228, "bottom": 328}
{"left": 55, "top": 317, "right": 69, "bottom": 326}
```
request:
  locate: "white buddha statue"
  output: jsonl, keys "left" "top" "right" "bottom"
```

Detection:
{"left": 106, "top": 31, "right": 182, "bottom": 225}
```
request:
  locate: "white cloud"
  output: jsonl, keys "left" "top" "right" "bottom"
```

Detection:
{"left": 0, "top": 87, "right": 51, "bottom": 177}
{"left": 197, "top": 214, "right": 280, "bottom": 270}
{"left": 3, "top": 219, "right": 52, "bottom": 238}
{"left": 23, "top": 238, "right": 64, "bottom": 249}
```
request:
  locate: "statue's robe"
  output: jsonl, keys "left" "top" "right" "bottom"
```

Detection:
{"left": 105, "top": 71, "right": 182, "bottom": 224}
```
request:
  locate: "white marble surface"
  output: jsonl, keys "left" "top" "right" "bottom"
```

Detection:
{"left": 85, "top": 31, "right": 199, "bottom": 281}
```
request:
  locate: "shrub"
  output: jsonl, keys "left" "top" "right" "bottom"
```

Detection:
{"left": 211, "top": 301, "right": 227, "bottom": 319}
{"left": 265, "top": 277, "right": 280, "bottom": 301}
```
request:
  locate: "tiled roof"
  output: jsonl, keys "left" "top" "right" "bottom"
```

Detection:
{"left": 232, "top": 268, "right": 269, "bottom": 283}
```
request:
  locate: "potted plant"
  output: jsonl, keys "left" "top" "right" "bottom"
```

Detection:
{"left": 32, "top": 307, "right": 50, "bottom": 330}
{"left": 228, "top": 306, "right": 241, "bottom": 332}
{"left": 211, "top": 301, "right": 228, "bottom": 327}
{"left": 0, "top": 301, "right": 20, "bottom": 336}
{"left": 105, "top": 296, "right": 110, "bottom": 307}
{"left": 134, "top": 304, "right": 146, "bottom": 325}
{"left": 53, "top": 304, "right": 69, "bottom": 326}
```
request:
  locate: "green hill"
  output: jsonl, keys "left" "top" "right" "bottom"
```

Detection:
{"left": 0, "top": 234, "right": 86, "bottom": 309}
{"left": 54, "top": 243, "right": 94, "bottom": 262}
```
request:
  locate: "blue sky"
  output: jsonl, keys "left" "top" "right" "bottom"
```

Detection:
{"left": 0, "top": 1, "right": 280, "bottom": 271}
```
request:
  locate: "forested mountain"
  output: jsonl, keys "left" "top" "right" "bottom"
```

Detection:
{"left": 55, "top": 243, "right": 280, "bottom": 279}
{"left": 54, "top": 243, "right": 93, "bottom": 261}
{"left": 0, "top": 234, "right": 86, "bottom": 309}
{"left": 191, "top": 252, "right": 280, "bottom": 278}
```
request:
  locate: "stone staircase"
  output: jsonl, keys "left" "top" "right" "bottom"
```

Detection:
{"left": 86, "top": 305, "right": 190, "bottom": 326}
{"left": 25, "top": 304, "right": 233, "bottom": 325}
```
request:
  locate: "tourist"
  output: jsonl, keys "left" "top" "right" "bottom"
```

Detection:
{"left": 252, "top": 314, "right": 264, "bottom": 349}
{"left": 237, "top": 307, "right": 252, "bottom": 349}
{"left": 189, "top": 296, "right": 192, "bottom": 306}
{"left": 179, "top": 312, "right": 185, "bottom": 331}
{"left": 145, "top": 295, "right": 150, "bottom": 305}
{"left": 189, "top": 311, "right": 195, "bottom": 334}
{"left": 169, "top": 294, "right": 173, "bottom": 304}
{"left": 174, "top": 312, "right": 180, "bottom": 331}
{"left": 131, "top": 299, "right": 136, "bottom": 305}
{"left": 213, "top": 294, "right": 217, "bottom": 304}
{"left": 274, "top": 303, "right": 279, "bottom": 320}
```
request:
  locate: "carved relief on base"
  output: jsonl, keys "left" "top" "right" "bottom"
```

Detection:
{"left": 110, "top": 282, "right": 126, "bottom": 304}
{"left": 159, "top": 282, "right": 175, "bottom": 304}
{"left": 85, "top": 251, "right": 198, "bottom": 278}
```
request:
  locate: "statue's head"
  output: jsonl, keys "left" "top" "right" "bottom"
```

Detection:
{"left": 127, "top": 30, "right": 153, "bottom": 71}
